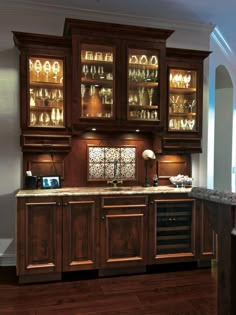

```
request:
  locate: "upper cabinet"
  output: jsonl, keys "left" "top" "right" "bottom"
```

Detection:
{"left": 13, "top": 32, "right": 71, "bottom": 131}
{"left": 28, "top": 56, "right": 65, "bottom": 128}
{"left": 13, "top": 19, "right": 210, "bottom": 153}
{"left": 80, "top": 44, "right": 114, "bottom": 120}
{"left": 163, "top": 48, "right": 210, "bottom": 153}
{"left": 13, "top": 32, "right": 72, "bottom": 152}
{"left": 127, "top": 47, "right": 160, "bottom": 123}
{"left": 64, "top": 18, "right": 173, "bottom": 132}
{"left": 168, "top": 67, "right": 197, "bottom": 133}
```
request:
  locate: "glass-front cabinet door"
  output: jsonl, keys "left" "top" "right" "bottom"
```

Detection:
{"left": 80, "top": 44, "right": 114, "bottom": 119}
{"left": 28, "top": 56, "right": 65, "bottom": 128}
{"left": 168, "top": 68, "right": 197, "bottom": 132}
{"left": 127, "top": 48, "right": 160, "bottom": 122}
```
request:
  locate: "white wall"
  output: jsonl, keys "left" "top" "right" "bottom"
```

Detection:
{"left": 207, "top": 38, "right": 236, "bottom": 190}
{"left": 0, "top": 4, "right": 212, "bottom": 265}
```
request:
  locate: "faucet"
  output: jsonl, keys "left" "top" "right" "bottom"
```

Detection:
{"left": 107, "top": 159, "right": 123, "bottom": 188}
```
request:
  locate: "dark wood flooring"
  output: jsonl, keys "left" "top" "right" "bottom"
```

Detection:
{"left": 0, "top": 265, "right": 217, "bottom": 315}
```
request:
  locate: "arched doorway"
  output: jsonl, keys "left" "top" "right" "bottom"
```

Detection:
{"left": 214, "top": 65, "right": 233, "bottom": 190}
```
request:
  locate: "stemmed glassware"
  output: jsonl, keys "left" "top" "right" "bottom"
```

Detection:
{"left": 183, "top": 74, "right": 191, "bottom": 88}
{"left": 81, "top": 84, "right": 86, "bottom": 101}
{"left": 147, "top": 88, "right": 154, "bottom": 106}
{"left": 138, "top": 87, "right": 145, "bottom": 106}
{"left": 82, "top": 64, "right": 89, "bottom": 78}
{"left": 52, "top": 61, "right": 60, "bottom": 82}
{"left": 43, "top": 60, "right": 51, "bottom": 81}
{"left": 34, "top": 59, "right": 42, "bottom": 80}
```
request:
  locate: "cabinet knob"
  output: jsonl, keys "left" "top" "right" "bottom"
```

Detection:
{"left": 101, "top": 216, "right": 105, "bottom": 220}
{"left": 150, "top": 201, "right": 154, "bottom": 205}
{"left": 64, "top": 203, "right": 68, "bottom": 206}
{"left": 57, "top": 203, "right": 61, "bottom": 206}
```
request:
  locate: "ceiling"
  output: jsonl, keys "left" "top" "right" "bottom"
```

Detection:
{"left": 4, "top": 0, "right": 236, "bottom": 55}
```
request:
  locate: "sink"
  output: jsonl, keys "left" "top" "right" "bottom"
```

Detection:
{"left": 103, "top": 187, "right": 133, "bottom": 191}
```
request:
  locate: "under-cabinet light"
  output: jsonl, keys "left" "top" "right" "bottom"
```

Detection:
{"left": 91, "top": 128, "right": 96, "bottom": 131}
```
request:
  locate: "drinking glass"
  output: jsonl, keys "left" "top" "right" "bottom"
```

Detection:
{"left": 81, "top": 84, "right": 86, "bottom": 100}
{"left": 43, "top": 60, "right": 51, "bottom": 81}
{"left": 147, "top": 88, "right": 154, "bottom": 106}
{"left": 34, "top": 59, "right": 42, "bottom": 80}
{"left": 52, "top": 61, "right": 60, "bottom": 82}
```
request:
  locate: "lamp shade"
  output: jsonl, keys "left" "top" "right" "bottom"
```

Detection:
{"left": 142, "top": 149, "right": 156, "bottom": 160}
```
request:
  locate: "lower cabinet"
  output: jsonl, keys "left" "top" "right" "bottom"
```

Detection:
{"left": 148, "top": 194, "right": 216, "bottom": 265}
{"left": 16, "top": 195, "right": 99, "bottom": 284}
{"left": 16, "top": 192, "right": 216, "bottom": 284}
{"left": 17, "top": 196, "right": 62, "bottom": 284}
{"left": 100, "top": 195, "right": 148, "bottom": 269}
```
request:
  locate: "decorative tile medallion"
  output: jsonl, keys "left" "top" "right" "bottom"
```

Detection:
{"left": 88, "top": 146, "right": 136, "bottom": 180}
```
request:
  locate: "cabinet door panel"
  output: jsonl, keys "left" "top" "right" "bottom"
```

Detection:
{"left": 63, "top": 197, "right": 98, "bottom": 271}
{"left": 100, "top": 195, "right": 148, "bottom": 268}
{"left": 198, "top": 200, "right": 216, "bottom": 260}
{"left": 17, "top": 197, "right": 62, "bottom": 280}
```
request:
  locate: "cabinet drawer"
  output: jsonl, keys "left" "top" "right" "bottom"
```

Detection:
{"left": 101, "top": 195, "right": 148, "bottom": 207}
{"left": 21, "top": 134, "right": 72, "bottom": 152}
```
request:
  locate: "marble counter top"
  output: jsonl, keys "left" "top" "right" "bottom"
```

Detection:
{"left": 189, "top": 186, "right": 236, "bottom": 205}
{"left": 16, "top": 185, "right": 192, "bottom": 197}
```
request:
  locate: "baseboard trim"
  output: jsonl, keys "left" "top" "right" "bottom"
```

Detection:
{"left": 0, "top": 254, "right": 16, "bottom": 266}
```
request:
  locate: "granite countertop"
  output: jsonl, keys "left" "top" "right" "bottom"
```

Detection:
{"left": 16, "top": 185, "right": 192, "bottom": 197}
{"left": 189, "top": 186, "right": 236, "bottom": 205}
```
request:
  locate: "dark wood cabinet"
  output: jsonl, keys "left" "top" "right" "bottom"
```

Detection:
{"left": 13, "top": 31, "right": 72, "bottom": 152}
{"left": 16, "top": 191, "right": 216, "bottom": 283}
{"left": 17, "top": 196, "right": 62, "bottom": 284}
{"left": 17, "top": 195, "right": 99, "bottom": 283}
{"left": 196, "top": 199, "right": 216, "bottom": 262}
{"left": 148, "top": 193, "right": 216, "bottom": 265}
{"left": 100, "top": 195, "right": 148, "bottom": 270}
{"left": 64, "top": 18, "right": 173, "bottom": 133}
{"left": 62, "top": 196, "right": 99, "bottom": 271}
{"left": 163, "top": 48, "right": 211, "bottom": 153}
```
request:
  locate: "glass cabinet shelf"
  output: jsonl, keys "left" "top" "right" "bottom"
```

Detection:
{"left": 168, "top": 68, "right": 197, "bottom": 131}
{"left": 28, "top": 57, "right": 64, "bottom": 128}
{"left": 127, "top": 49, "right": 160, "bottom": 121}
{"left": 80, "top": 44, "right": 114, "bottom": 119}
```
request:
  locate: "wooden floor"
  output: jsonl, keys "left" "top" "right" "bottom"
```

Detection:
{"left": 0, "top": 265, "right": 217, "bottom": 315}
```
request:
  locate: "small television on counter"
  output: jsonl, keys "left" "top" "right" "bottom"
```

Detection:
{"left": 41, "top": 176, "right": 61, "bottom": 189}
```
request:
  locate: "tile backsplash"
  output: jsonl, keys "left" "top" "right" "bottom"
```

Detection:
{"left": 88, "top": 146, "right": 136, "bottom": 180}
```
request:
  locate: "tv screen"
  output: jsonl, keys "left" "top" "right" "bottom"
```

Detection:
{"left": 41, "top": 176, "right": 61, "bottom": 189}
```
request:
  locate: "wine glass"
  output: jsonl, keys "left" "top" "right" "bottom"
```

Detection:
{"left": 81, "top": 84, "right": 86, "bottom": 101}
{"left": 147, "top": 88, "right": 154, "bottom": 106}
{"left": 29, "top": 59, "right": 34, "bottom": 72}
{"left": 39, "top": 88, "right": 49, "bottom": 106}
{"left": 30, "top": 112, "right": 37, "bottom": 126}
{"left": 43, "top": 60, "right": 51, "bottom": 81}
{"left": 34, "top": 59, "right": 42, "bottom": 80}
{"left": 184, "top": 74, "right": 191, "bottom": 88}
{"left": 52, "top": 61, "right": 60, "bottom": 82}
{"left": 82, "top": 64, "right": 89, "bottom": 78}
{"left": 138, "top": 87, "right": 145, "bottom": 106}
{"left": 39, "top": 112, "right": 50, "bottom": 126}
